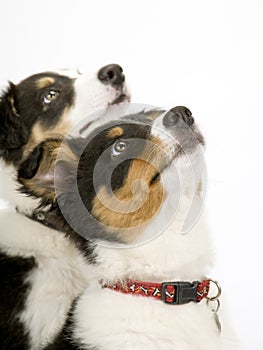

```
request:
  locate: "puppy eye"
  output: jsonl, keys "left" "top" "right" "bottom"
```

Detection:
{"left": 43, "top": 90, "right": 59, "bottom": 104}
{"left": 112, "top": 140, "right": 127, "bottom": 157}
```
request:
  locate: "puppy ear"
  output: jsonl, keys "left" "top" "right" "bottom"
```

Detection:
{"left": 18, "top": 143, "right": 44, "bottom": 180}
{"left": 18, "top": 138, "right": 77, "bottom": 204}
{"left": 18, "top": 139, "right": 60, "bottom": 202}
{"left": 0, "top": 82, "right": 29, "bottom": 150}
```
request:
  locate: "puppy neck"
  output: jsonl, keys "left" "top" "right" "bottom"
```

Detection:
{"left": 92, "top": 211, "right": 213, "bottom": 284}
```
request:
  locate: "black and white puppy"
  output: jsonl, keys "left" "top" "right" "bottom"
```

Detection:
{"left": 11, "top": 106, "right": 239, "bottom": 350}
{"left": 0, "top": 64, "right": 130, "bottom": 211}
{"left": 0, "top": 65, "right": 129, "bottom": 349}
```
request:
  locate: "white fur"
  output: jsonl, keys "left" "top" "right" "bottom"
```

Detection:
{"left": 0, "top": 209, "right": 75, "bottom": 258}
{"left": 68, "top": 71, "right": 130, "bottom": 126}
{"left": 20, "top": 249, "right": 88, "bottom": 349}
{"left": 70, "top": 214, "right": 239, "bottom": 349}
{"left": 0, "top": 160, "right": 40, "bottom": 212}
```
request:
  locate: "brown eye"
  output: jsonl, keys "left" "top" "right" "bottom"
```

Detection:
{"left": 112, "top": 140, "right": 127, "bottom": 157}
{"left": 44, "top": 90, "right": 59, "bottom": 104}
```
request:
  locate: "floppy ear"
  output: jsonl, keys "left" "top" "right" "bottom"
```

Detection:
{"left": 18, "top": 138, "right": 77, "bottom": 204}
{"left": 0, "top": 82, "right": 29, "bottom": 150}
{"left": 17, "top": 143, "right": 44, "bottom": 180}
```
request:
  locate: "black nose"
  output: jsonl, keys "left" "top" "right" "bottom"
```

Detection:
{"left": 163, "top": 106, "right": 194, "bottom": 127}
{"left": 98, "top": 64, "right": 125, "bottom": 86}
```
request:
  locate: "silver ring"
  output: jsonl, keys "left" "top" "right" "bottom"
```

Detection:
{"left": 206, "top": 279, "right": 222, "bottom": 301}
{"left": 37, "top": 213, "right": 45, "bottom": 221}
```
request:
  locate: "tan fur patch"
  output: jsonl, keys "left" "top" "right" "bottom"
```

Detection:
{"left": 23, "top": 108, "right": 72, "bottom": 159}
{"left": 107, "top": 127, "right": 124, "bottom": 139}
{"left": 8, "top": 96, "right": 19, "bottom": 116}
{"left": 35, "top": 77, "right": 55, "bottom": 89}
{"left": 92, "top": 137, "right": 166, "bottom": 242}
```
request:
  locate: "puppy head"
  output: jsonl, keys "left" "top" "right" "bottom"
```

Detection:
{"left": 18, "top": 105, "right": 205, "bottom": 246}
{"left": 0, "top": 73, "right": 74, "bottom": 163}
{"left": 0, "top": 66, "right": 130, "bottom": 165}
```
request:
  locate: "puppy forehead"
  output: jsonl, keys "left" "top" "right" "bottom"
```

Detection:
{"left": 80, "top": 110, "right": 163, "bottom": 139}
{"left": 110, "top": 111, "right": 166, "bottom": 140}
{"left": 93, "top": 120, "right": 152, "bottom": 143}
{"left": 71, "top": 121, "right": 154, "bottom": 161}
{"left": 53, "top": 68, "right": 81, "bottom": 78}
{"left": 107, "top": 126, "right": 124, "bottom": 139}
{"left": 35, "top": 77, "right": 55, "bottom": 89}
{"left": 17, "top": 71, "right": 73, "bottom": 91}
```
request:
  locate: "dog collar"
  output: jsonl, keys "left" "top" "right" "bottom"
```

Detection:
{"left": 102, "top": 279, "right": 210, "bottom": 305}
{"left": 17, "top": 208, "right": 59, "bottom": 230}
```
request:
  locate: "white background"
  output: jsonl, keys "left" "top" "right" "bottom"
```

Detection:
{"left": 0, "top": 1, "right": 262, "bottom": 349}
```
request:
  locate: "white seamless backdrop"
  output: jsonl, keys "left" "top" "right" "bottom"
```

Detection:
{"left": 1, "top": 1, "right": 262, "bottom": 349}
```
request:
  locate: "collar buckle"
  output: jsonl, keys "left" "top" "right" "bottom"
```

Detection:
{"left": 161, "top": 281, "right": 199, "bottom": 305}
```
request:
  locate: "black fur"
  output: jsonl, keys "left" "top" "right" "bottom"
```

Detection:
{"left": 0, "top": 84, "right": 29, "bottom": 163}
{"left": 44, "top": 299, "right": 100, "bottom": 350}
{"left": 17, "top": 143, "right": 44, "bottom": 179}
{"left": 0, "top": 251, "right": 36, "bottom": 349}
{"left": 76, "top": 120, "right": 151, "bottom": 209}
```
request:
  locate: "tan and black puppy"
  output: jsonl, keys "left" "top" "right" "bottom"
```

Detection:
{"left": 2, "top": 106, "right": 238, "bottom": 350}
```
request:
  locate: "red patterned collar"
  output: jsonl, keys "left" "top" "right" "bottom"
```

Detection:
{"left": 102, "top": 279, "right": 210, "bottom": 305}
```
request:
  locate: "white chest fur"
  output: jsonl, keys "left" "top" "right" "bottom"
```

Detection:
{"left": 68, "top": 213, "right": 240, "bottom": 350}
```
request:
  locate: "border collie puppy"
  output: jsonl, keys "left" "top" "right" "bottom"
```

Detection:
{"left": 0, "top": 64, "right": 130, "bottom": 211}
{"left": 13, "top": 105, "right": 239, "bottom": 350}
